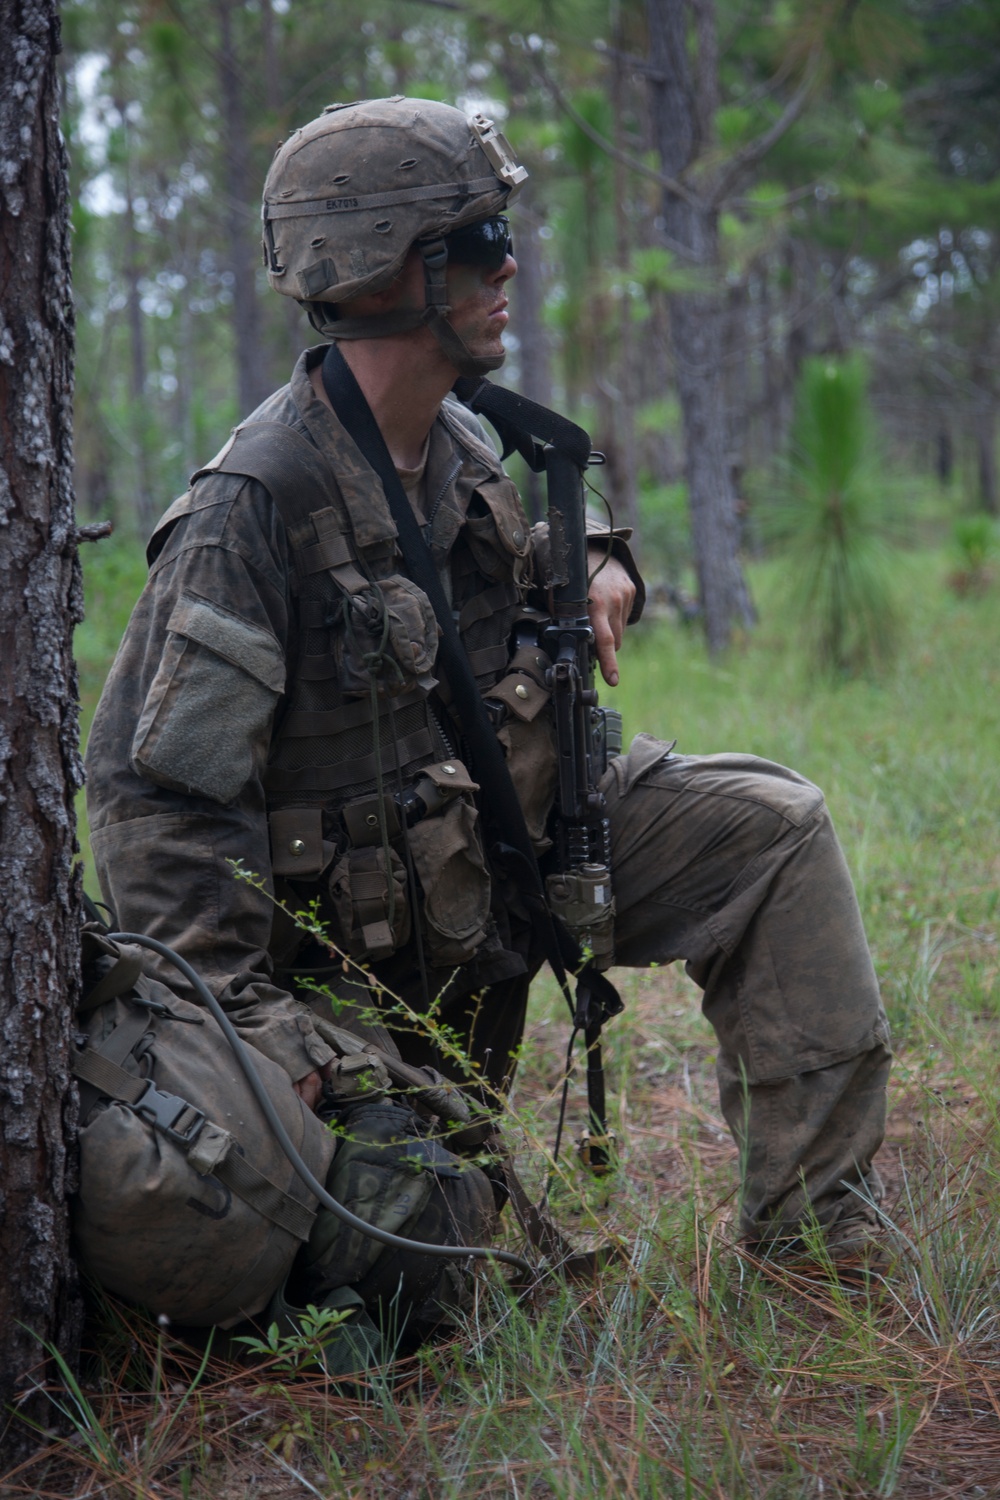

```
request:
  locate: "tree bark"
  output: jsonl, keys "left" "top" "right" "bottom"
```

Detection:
{"left": 611, "top": 22, "right": 641, "bottom": 552}
{"left": 0, "top": 0, "right": 84, "bottom": 1462}
{"left": 259, "top": 0, "right": 281, "bottom": 115}
{"left": 646, "top": 0, "right": 754, "bottom": 652}
{"left": 115, "top": 103, "right": 155, "bottom": 530}
{"left": 972, "top": 336, "right": 998, "bottom": 516}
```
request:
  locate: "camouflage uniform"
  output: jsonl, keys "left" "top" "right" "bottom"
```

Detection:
{"left": 86, "top": 341, "right": 889, "bottom": 1245}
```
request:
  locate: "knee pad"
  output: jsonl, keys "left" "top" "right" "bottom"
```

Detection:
{"left": 299, "top": 1100, "right": 497, "bottom": 1328}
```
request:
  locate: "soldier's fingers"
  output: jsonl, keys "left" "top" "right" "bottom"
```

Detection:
{"left": 293, "top": 1069, "right": 323, "bottom": 1111}
{"left": 587, "top": 555, "right": 635, "bottom": 649}
{"left": 591, "top": 608, "right": 620, "bottom": 686}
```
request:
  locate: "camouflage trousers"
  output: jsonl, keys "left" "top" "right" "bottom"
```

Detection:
{"left": 602, "top": 734, "right": 889, "bottom": 1240}
{"left": 390, "top": 732, "right": 889, "bottom": 1242}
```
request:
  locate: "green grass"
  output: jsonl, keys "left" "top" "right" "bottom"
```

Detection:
{"left": 26, "top": 533, "right": 999, "bottom": 1498}
{"left": 606, "top": 551, "right": 1000, "bottom": 1047}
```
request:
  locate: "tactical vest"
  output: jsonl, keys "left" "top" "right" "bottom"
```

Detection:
{"left": 189, "top": 397, "right": 557, "bottom": 971}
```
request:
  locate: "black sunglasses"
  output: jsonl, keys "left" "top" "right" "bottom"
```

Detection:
{"left": 442, "top": 215, "right": 513, "bottom": 271}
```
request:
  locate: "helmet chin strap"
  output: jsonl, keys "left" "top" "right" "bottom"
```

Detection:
{"left": 304, "top": 239, "right": 505, "bottom": 379}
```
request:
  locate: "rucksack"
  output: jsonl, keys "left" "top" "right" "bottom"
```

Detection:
{"left": 72, "top": 930, "right": 336, "bottom": 1327}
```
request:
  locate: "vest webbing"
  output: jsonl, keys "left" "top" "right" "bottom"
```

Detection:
{"left": 318, "top": 346, "right": 622, "bottom": 1030}
{"left": 197, "top": 421, "right": 442, "bottom": 798}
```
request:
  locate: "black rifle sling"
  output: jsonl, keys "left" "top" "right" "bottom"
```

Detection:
{"left": 454, "top": 377, "right": 624, "bottom": 1163}
{"left": 320, "top": 346, "right": 620, "bottom": 1111}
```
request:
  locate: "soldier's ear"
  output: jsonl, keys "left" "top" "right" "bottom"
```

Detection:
{"left": 337, "top": 248, "right": 425, "bottom": 319}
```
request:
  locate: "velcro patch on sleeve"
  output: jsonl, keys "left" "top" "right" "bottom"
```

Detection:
{"left": 166, "top": 594, "right": 285, "bottom": 694}
{"left": 130, "top": 598, "right": 286, "bottom": 805}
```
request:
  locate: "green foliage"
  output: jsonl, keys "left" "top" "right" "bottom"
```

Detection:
{"left": 715, "top": 103, "right": 755, "bottom": 151}
{"left": 767, "top": 354, "right": 902, "bottom": 677}
{"left": 638, "top": 481, "right": 691, "bottom": 586}
{"left": 233, "top": 1305, "right": 353, "bottom": 1374}
{"left": 76, "top": 535, "right": 148, "bottom": 720}
{"left": 559, "top": 88, "right": 613, "bottom": 178}
{"left": 620, "top": 246, "right": 709, "bottom": 300}
{"left": 952, "top": 514, "right": 996, "bottom": 574}
{"left": 853, "top": 79, "right": 903, "bottom": 133}
{"left": 608, "top": 547, "right": 1000, "bottom": 1043}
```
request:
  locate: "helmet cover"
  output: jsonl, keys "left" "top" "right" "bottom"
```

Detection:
{"left": 262, "top": 96, "right": 527, "bottom": 307}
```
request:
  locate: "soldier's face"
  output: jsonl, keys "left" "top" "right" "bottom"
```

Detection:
{"left": 342, "top": 235, "right": 518, "bottom": 373}
{"left": 443, "top": 250, "right": 517, "bottom": 364}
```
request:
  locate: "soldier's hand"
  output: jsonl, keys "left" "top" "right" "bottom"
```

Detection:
{"left": 293, "top": 1061, "right": 332, "bottom": 1112}
{"left": 587, "top": 551, "right": 636, "bottom": 687}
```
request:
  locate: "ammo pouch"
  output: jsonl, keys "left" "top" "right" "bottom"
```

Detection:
{"left": 72, "top": 934, "right": 336, "bottom": 1327}
{"left": 488, "top": 636, "right": 558, "bottom": 854}
{"left": 337, "top": 574, "right": 439, "bottom": 698}
{"left": 408, "top": 793, "right": 492, "bottom": 966}
{"left": 327, "top": 759, "right": 492, "bottom": 968}
{"left": 327, "top": 845, "right": 411, "bottom": 962}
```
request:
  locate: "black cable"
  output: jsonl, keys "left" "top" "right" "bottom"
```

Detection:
{"left": 108, "top": 932, "right": 534, "bottom": 1278}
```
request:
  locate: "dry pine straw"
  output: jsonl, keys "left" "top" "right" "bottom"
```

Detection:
{"left": 5, "top": 965, "right": 1000, "bottom": 1500}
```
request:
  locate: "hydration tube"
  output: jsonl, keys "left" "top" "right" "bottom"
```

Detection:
{"left": 108, "top": 932, "right": 535, "bottom": 1279}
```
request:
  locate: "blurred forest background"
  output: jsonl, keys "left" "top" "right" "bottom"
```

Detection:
{"left": 62, "top": 0, "right": 1000, "bottom": 658}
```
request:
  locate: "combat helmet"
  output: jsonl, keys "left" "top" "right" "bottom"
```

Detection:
{"left": 262, "top": 95, "right": 527, "bottom": 375}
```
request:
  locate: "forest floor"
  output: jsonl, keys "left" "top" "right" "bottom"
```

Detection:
{"left": 4, "top": 538, "right": 998, "bottom": 1499}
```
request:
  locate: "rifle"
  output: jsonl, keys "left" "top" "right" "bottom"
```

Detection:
{"left": 322, "top": 345, "right": 624, "bottom": 1173}
{"left": 539, "top": 443, "right": 622, "bottom": 971}
{"left": 455, "top": 380, "right": 624, "bottom": 1171}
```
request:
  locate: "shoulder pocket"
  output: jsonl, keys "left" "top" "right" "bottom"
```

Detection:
{"left": 130, "top": 594, "right": 285, "bottom": 805}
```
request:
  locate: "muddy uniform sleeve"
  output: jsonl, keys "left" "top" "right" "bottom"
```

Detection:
{"left": 529, "top": 518, "right": 646, "bottom": 623}
{"left": 84, "top": 473, "right": 334, "bottom": 1083}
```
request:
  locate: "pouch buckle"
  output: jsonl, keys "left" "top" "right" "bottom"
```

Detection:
{"left": 132, "top": 1081, "right": 206, "bottom": 1147}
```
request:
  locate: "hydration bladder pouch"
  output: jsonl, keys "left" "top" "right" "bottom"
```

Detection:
{"left": 72, "top": 931, "right": 336, "bottom": 1327}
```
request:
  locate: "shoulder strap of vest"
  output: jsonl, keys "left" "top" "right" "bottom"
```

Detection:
{"left": 194, "top": 421, "right": 382, "bottom": 596}
{"left": 191, "top": 420, "right": 338, "bottom": 535}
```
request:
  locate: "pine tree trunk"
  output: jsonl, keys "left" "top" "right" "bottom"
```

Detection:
{"left": 646, "top": 0, "right": 754, "bottom": 653}
{"left": 0, "top": 0, "right": 84, "bottom": 1461}
{"left": 611, "top": 29, "right": 640, "bottom": 552}
{"left": 973, "top": 390, "right": 998, "bottom": 516}
{"left": 971, "top": 367, "right": 995, "bottom": 516}
{"left": 116, "top": 105, "right": 155, "bottom": 531}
